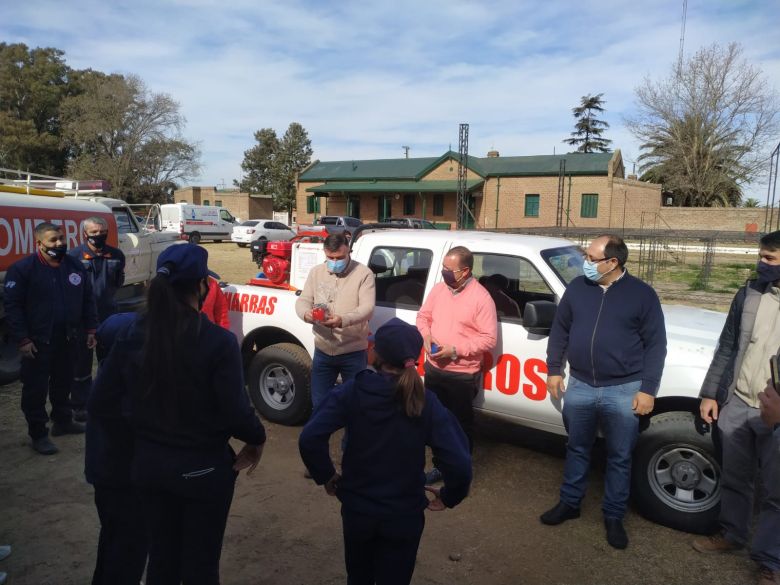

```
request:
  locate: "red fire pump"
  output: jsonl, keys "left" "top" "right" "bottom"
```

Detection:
{"left": 261, "top": 241, "right": 294, "bottom": 284}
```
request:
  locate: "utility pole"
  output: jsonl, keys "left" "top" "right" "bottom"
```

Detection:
{"left": 402, "top": 146, "right": 410, "bottom": 159}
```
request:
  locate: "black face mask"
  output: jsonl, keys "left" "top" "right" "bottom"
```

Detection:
{"left": 43, "top": 244, "right": 67, "bottom": 262}
{"left": 757, "top": 261, "right": 780, "bottom": 284}
{"left": 87, "top": 233, "right": 108, "bottom": 249}
{"left": 442, "top": 269, "right": 463, "bottom": 288}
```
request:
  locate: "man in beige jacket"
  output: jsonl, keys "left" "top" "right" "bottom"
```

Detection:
{"left": 296, "top": 233, "right": 375, "bottom": 410}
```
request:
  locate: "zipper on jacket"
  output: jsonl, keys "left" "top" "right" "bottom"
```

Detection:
{"left": 590, "top": 290, "right": 607, "bottom": 386}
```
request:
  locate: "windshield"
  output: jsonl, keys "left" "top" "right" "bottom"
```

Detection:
{"left": 541, "top": 245, "right": 584, "bottom": 286}
{"left": 318, "top": 217, "right": 338, "bottom": 225}
{"left": 240, "top": 220, "right": 259, "bottom": 227}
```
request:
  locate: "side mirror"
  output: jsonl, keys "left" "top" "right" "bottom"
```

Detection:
{"left": 523, "top": 300, "right": 557, "bottom": 335}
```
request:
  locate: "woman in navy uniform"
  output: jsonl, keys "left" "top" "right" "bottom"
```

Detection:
{"left": 89, "top": 244, "right": 266, "bottom": 585}
{"left": 299, "top": 318, "right": 472, "bottom": 585}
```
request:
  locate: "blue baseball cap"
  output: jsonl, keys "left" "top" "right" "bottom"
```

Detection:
{"left": 372, "top": 318, "right": 423, "bottom": 367}
{"left": 156, "top": 243, "right": 220, "bottom": 282}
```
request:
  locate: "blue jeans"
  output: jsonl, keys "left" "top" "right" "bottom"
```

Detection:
{"left": 311, "top": 348, "right": 367, "bottom": 411}
{"left": 560, "top": 376, "right": 641, "bottom": 519}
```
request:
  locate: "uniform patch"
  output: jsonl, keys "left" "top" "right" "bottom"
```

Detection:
{"left": 68, "top": 273, "right": 82, "bottom": 286}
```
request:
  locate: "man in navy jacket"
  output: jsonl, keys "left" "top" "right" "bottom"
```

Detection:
{"left": 540, "top": 234, "right": 666, "bottom": 549}
{"left": 4, "top": 222, "right": 98, "bottom": 454}
{"left": 68, "top": 216, "right": 126, "bottom": 421}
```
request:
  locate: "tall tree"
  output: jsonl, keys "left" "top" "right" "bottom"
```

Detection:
{"left": 276, "top": 123, "right": 313, "bottom": 214}
{"left": 236, "top": 123, "right": 312, "bottom": 213}
{"left": 0, "top": 43, "right": 72, "bottom": 173}
{"left": 563, "top": 93, "right": 612, "bottom": 153}
{"left": 627, "top": 43, "right": 779, "bottom": 207}
{"left": 60, "top": 71, "right": 200, "bottom": 202}
{"left": 236, "top": 128, "right": 280, "bottom": 194}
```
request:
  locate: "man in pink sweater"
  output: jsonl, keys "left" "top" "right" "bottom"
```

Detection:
{"left": 416, "top": 246, "right": 497, "bottom": 484}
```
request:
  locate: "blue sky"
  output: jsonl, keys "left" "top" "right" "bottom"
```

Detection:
{"left": 3, "top": 0, "right": 779, "bottom": 198}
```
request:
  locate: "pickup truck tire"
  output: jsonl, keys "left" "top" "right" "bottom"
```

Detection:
{"left": 237, "top": 243, "right": 248, "bottom": 248}
{"left": 631, "top": 412, "right": 720, "bottom": 535}
{"left": 189, "top": 232, "right": 202, "bottom": 245}
{"left": 248, "top": 343, "right": 311, "bottom": 425}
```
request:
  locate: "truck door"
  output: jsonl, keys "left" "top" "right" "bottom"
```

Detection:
{"left": 113, "top": 207, "right": 152, "bottom": 284}
{"left": 470, "top": 251, "right": 561, "bottom": 427}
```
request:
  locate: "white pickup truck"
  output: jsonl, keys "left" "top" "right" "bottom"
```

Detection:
{"left": 224, "top": 228, "right": 726, "bottom": 535}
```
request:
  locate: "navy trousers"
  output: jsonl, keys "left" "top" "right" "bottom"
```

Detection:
{"left": 92, "top": 486, "right": 148, "bottom": 585}
{"left": 20, "top": 332, "right": 75, "bottom": 439}
{"left": 342, "top": 509, "right": 425, "bottom": 585}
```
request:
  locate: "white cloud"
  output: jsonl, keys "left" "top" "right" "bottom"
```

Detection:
{"left": 2, "top": 0, "right": 779, "bottom": 199}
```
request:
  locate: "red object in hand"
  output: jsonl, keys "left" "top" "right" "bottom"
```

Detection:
{"left": 311, "top": 307, "right": 326, "bottom": 321}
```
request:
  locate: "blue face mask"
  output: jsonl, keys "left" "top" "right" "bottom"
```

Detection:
{"left": 327, "top": 257, "right": 349, "bottom": 274}
{"left": 583, "top": 259, "right": 615, "bottom": 282}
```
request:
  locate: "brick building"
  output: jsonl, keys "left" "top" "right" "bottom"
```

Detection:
{"left": 296, "top": 149, "right": 669, "bottom": 231}
{"left": 175, "top": 186, "right": 273, "bottom": 223}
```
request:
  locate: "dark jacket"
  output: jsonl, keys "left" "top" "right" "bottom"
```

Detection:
{"left": 4, "top": 252, "right": 97, "bottom": 345}
{"left": 299, "top": 369, "right": 472, "bottom": 516}
{"left": 68, "top": 243, "right": 126, "bottom": 322}
{"left": 88, "top": 312, "right": 265, "bottom": 464}
{"left": 546, "top": 272, "right": 667, "bottom": 394}
{"left": 84, "top": 313, "right": 139, "bottom": 487}
{"left": 699, "top": 279, "right": 766, "bottom": 404}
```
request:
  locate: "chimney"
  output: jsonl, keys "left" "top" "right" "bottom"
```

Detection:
{"left": 487, "top": 150, "right": 499, "bottom": 158}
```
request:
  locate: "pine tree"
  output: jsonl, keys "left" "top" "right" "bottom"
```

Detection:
{"left": 563, "top": 94, "right": 612, "bottom": 153}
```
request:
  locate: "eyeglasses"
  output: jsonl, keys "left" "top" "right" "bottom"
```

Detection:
{"left": 442, "top": 267, "right": 467, "bottom": 274}
{"left": 582, "top": 255, "right": 611, "bottom": 263}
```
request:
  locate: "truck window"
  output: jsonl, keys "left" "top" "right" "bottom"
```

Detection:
{"left": 113, "top": 208, "right": 139, "bottom": 234}
{"left": 541, "top": 246, "right": 585, "bottom": 286}
{"left": 473, "top": 253, "right": 556, "bottom": 322}
{"left": 219, "top": 209, "right": 234, "bottom": 222}
{"left": 369, "top": 246, "right": 433, "bottom": 310}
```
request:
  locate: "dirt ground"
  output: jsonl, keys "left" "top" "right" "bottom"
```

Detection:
{"left": 0, "top": 243, "right": 759, "bottom": 585}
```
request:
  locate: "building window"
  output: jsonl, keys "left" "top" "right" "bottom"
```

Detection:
{"left": 581, "top": 194, "right": 598, "bottom": 218}
{"left": 306, "top": 196, "right": 320, "bottom": 214}
{"left": 524, "top": 194, "right": 540, "bottom": 218}
{"left": 403, "top": 194, "right": 415, "bottom": 215}
{"left": 203, "top": 199, "right": 210, "bottom": 206}
{"left": 433, "top": 193, "right": 444, "bottom": 217}
{"left": 214, "top": 199, "right": 222, "bottom": 207}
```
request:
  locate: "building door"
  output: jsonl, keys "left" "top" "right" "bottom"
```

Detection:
{"left": 378, "top": 196, "right": 391, "bottom": 222}
{"left": 347, "top": 196, "right": 361, "bottom": 219}
{"left": 458, "top": 194, "right": 476, "bottom": 229}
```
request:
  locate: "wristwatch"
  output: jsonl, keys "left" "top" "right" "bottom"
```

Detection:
{"left": 451, "top": 346, "right": 457, "bottom": 360}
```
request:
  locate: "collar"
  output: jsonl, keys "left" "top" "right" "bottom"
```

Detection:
{"left": 36, "top": 249, "right": 59, "bottom": 267}
{"left": 599, "top": 268, "right": 627, "bottom": 290}
{"left": 448, "top": 276, "right": 474, "bottom": 295}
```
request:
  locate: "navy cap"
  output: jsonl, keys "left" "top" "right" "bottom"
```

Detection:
{"left": 373, "top": 318, "right": 423, "bottom": 368}
{"left": 156, "top": 243, "right": 220, "bottom": 283}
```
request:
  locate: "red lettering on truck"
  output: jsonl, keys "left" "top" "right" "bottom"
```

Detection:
{"left": 482, "top": 353, "right": 547, "bottom": 400}
{"left": 225, "top": 292, "right": 278, "bottom": 316}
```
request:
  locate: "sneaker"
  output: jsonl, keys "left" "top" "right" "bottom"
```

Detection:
{"left": 73, "top": 409, "right": 88, "bottom": 423}
{"left": 759, "top": 566, "right": 780, "bottom": 585}
{"left": 32, "top": 436, "right": 59, "bottom": 455}
{"left": 51, "top": 420, "right": 86, "bottom": 436}
{"left": 605, "top": 518, "right": 628, "bottom": 549}
{"left": 692, "top": 531, "right": 743, "bottom": 554}
{"left": 425, "top": 468, "right": 443, "bottom": 485}
{"left": 540, "top": 501, "right": 580, "bottom": 525}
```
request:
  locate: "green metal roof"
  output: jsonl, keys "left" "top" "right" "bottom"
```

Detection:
{"left": 306, "top": 179, "right": 484, "bottom": 194}
{"left": 299, "top": 151, "right": 613, "bottom": 182}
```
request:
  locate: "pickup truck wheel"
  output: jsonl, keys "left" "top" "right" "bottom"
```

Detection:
{"left": 237, "top": 243, "right": 248, "bottom": 248}
{"left": 248, "top": 343, "right": 311, "bottom": 425}
{"left": 632, "top": 412, "right": 720, "bottom": 534}
{"left": 189, "top": 232, "right": 201, "bottom": 245}
{"left": 0, "top": 338, "right": 21, "bottom": 386}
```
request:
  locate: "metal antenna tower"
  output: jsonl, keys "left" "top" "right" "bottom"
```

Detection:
{"left": 556, "top": 159, "right": 566, "bottom": 227}
{"left": 402, "top": 145, "right": 410, "bottom": 159}
{"left": 456, "top": 123, "right": 475, "bottom": 229}
{"left": 677, "top": 0, "right": 687, "bottom": 77}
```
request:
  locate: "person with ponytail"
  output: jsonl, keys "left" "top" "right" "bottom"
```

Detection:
{"left": 299, "top": 318, "right": 472, "bottom": 585}
{"left": 88, "top": 243, "right": 266, "bottom": 585}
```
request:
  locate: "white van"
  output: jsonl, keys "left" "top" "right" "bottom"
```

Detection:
{"left": 160, "top": 203, "right": 238, "bottom": 244}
